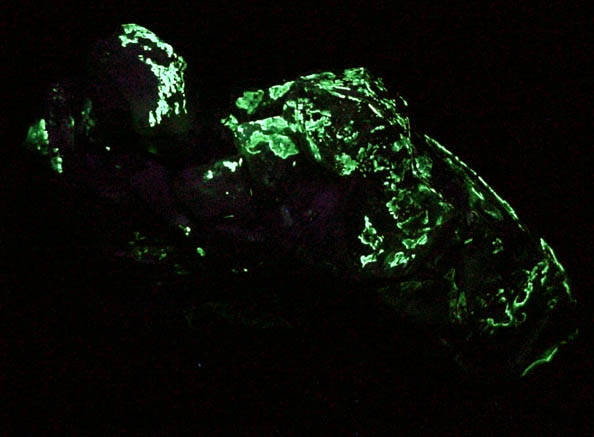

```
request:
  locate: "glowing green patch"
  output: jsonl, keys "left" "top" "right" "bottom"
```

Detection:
{"left": 358, "top": 216, "right": 387, "bottom": 268}
{"left": 50, "top": 148, "right": 63, "bottom": 174}
{"left": 139, "top": 55, "right": 188, "bottom": 127}
{"left": 482, "top": 257, "right": 549, "bottom": 333}
{"left": 196, "top": 247, "right": 206, "bottom": 257}
{"left": 540, "top": 238, "right": 573, "bottom": 299}
{"left": 335, "top": 153, "right": 358, "bottom": 176}
{"left": 119, "top": 23, "right": 175, "bottom": 57}
{"left": 118, "top": 24, "right": 188, "bottom": 128}
{"left": 269, "top": 81, "right": 294, "bottom": 100}
{"left": 402, "top": 234, "right": 428, "bottom": 250}
{"left": 222, "top": 159, "right": 241, "bottom": 172}
{"left": 25, "top": 119, "right": 50, "bottom": 154}
{"left": 246, "top": 131, "right": 299, "bottom": 158}
{"left": 236, "top": 90, "right": 265, "bottom": 114}
{"left": 359, "top": 216, "right": 384, "bottom": 250}
{"left": 386, "top": 251, "right": 412, "bottom": 268}
{"left": 360, "top": 253, "right": 378, "bottom": 267}
{"left": 521, "top": 346, "right": 559, "bottom": 377}
{"left": 414, "top": 154, "right": 432, "bottom": 179}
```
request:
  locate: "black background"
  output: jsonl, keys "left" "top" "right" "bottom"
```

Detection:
{"left": 3, "top": 1, "right": 592, "bottom": 435}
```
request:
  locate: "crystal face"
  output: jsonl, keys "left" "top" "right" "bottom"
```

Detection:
{"left": 21, "top": 24, "right": 578, "bottom": 379}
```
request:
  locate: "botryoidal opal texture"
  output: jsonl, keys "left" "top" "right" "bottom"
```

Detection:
{"left": 22, "top": 23, "right": 578, "bottom": 379}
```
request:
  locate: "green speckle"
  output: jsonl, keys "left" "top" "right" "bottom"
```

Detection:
{"left": 81, "top": 99, "right": 95, "bottom": 137}
{"left": 174, "top": 263, "right": 190, "bottom": 276}
{"left": 492, "top": 237, "right": 503, "bottom": 254}
{"left": 414, "top": 154, "right": 432, "bottom": 179}
{"left": 196, "top": 247, "right": 206, "bottom": 257}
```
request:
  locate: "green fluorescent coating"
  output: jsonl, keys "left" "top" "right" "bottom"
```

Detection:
{"left": 196, "top": 247, "right": 206, "bottom": 257}
{"left": 249, "top": 131, "right": 298, "bottom": 158}
{"left": 540, "top": 238, "right": 573, "bottom": 300}
{"left": 222, "top": 159, "right": 242, "bottom": 172}
{"left": 386, "top": 251, "right": 414, "bottom": 268}
{"left": 335, "top": 153, "right": 358, "bottom": 176}
{"left": 482, "top": 253, "right": 557, "bottom": 333}
{"left": 269, "top": 81, "right": 294, "bottom": 100}
{"left": 360, "top": 253, "right": 378, "bottom": 267}
{"left": 232, "top": 115, "right": 299, "bottom": 159}
{"left": 358, "top": 215, "right": 385, "bottom": 267}
{"left": 50, "top": 148, "right": 64, "bottom": 174}
{"left": 25, "top": 119, "right": 63, "bottom": 173}
{"left": 521, "top": 346, "right": 559, "bottom": 377}
{"left": 119, "top": 23, "right": 175, "bottom": 57}
{"left": 179, "top": 225, "right": 191, "bottom": 236}
{"left": 118, "top": 24, "right": 188, "bottom": 128}
{"left": 359, "top": 216, "right": 384, "bottom": 250}
{"left": 236, "top": 90, "right": 265, "bottom": 114}
{"left": 204, "top": 170, "right": 214, "bottom": 181}
{"left": 139, "top": 55, "right": 188, "bottom": 126}
{"left": 220, "top": 68, "right": 576, "bottom": 376}
{"left": 425, "top": 135, "right": 526, "bottom": 233}
{"left": 25, "top": 119, "right": 50, "bottom": 153}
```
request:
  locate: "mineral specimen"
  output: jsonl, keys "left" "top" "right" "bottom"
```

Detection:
{"left": 89, "top": 23, "right": 193, "bottom": 137}
{"left": 21, "top": 24, "right": 578, "bottom": 379}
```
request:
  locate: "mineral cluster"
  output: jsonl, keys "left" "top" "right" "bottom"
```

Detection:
{"left": 22, "top": 23, "right": 578, "bottom": 378}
